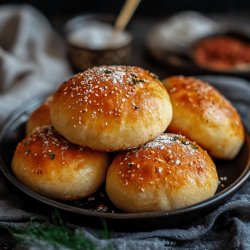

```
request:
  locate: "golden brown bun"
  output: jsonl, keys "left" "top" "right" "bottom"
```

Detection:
{"left": 162, "top": 76, "right": 244, "bottom": 160}
{"left": 51, "top": 66, "right": 172, "bottom": 151}
{"left": 106, "top": 133, "right": 218, "bottom": 212}
{"left": 12, "top": 126, "right": 110, "bottom": 200}
{"left": 26, "top": 96, "right": 52, "bottom": 134}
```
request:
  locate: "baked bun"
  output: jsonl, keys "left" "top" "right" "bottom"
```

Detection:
{"left": 26, "top": 96, "right": 52, "bottom": 134}
{"left": 162, "top": 76, "right": 244, "bottom": 160}
{"left": 12, "top": 126, "right": 110, "bottom": 200}
{"left": 106, "top": 133, "right": 218, "bottom": 212}
{"left": 51, "top": 66, "right": 172, "bottom": 151}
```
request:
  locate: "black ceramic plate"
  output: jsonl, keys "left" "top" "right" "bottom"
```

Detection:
{"left": 0, "top": 96, "right": 250, "bottom": 230}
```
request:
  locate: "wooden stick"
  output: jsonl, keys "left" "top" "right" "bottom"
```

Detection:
{"left": 114, "top": 0, "right": 141, "bottom": 32}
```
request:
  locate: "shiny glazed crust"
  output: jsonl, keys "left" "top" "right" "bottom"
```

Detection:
{"left": 106, "top": 133, "right": 218, "bottom": 212}
{"left": 51, "top": 66, "right": 173, "bottom": 151}
{"left": 26, "top": 96, "right": 52, "bottom": 134}
{"left": 12, "top": 126, "right": 110, "bottom": 200}
{"left": 162, "top": 76, "right": 244, "bottom": 160}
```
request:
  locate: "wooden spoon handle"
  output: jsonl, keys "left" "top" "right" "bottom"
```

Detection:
{"left": 114, "top": 0, "right": 141, "bottom": 32}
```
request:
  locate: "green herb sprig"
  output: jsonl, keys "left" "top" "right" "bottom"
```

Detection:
{"left": 11, "top": 210, "right": 114, "bottom": 250}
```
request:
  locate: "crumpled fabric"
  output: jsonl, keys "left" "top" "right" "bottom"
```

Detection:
{"left": 0, "top": 4, "right": 71, "bottom": 124}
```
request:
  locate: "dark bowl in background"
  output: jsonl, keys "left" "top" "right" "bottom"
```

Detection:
{"left": 146, "top": 22, "right": 250, "bottom": 78}
{"left": 64, "top": 14, "right": 133, "bottom": 72}
{"left": 190, "top": 28, "right": 250, "bottom": 73}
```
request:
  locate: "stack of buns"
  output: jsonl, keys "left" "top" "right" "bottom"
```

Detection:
{"left": 12, "top": 66, "right": 244, "bottom": 212}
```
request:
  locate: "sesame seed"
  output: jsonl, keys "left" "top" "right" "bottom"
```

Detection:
{"left": 156, "top": 167, "right": 163, "bottom": 174}
{"left": 176, "top": 159, "right": 181, "bottom": 165}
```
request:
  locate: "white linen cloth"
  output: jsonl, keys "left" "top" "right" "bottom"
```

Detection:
{"left": 0, "top": 4, "right": 71, "bottom": 124}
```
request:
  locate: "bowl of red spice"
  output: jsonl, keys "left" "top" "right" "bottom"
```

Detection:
{"left": 191, "top": 30, "right": 250, "bottom": 73}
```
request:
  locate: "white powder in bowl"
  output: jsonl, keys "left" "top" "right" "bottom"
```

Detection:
{"left": 68, "top": 21, "right": 131, "bottom": 50}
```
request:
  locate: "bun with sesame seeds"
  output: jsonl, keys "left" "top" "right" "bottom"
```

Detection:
{"left": 162, "top": 76, "right": 244, "bottom": 160}
{"left": 50, "top": 66, "right": 173, "bottom": 151}
{"left": 106, "top": 133, "right": 218, "bottom": 212}
{"left": 12, "top": 125, "right": 110, "bottom": 200}
{"left": 26, "top": 96, "right": 52, "bottom": 135}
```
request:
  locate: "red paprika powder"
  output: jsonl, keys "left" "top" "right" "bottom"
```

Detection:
{"left": 193, "top": 36, "right": 250, "bottom": 71}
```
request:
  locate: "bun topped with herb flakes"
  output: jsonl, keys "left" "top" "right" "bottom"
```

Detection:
{"left": 106, "top": 133, "right": 218, "bottom": 212}
{"left": 162, "top": 76, "right": 244, "bottom": 160}
{"left": 51, "top": 66, "right": 173, "bottom": 151}
{"left": 12, "top": 125, "right": 110, "bottom": 200}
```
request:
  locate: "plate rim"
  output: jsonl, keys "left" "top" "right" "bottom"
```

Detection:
{"left": 0, "top": 96, "right": 250, "bottom": 221}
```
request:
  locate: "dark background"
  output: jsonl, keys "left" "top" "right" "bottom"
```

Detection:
{"left": 0, "top": 0, "right": 250, "bottom": 19}
{"left": 1, "top": 0, "right": 250, "bottom": 78}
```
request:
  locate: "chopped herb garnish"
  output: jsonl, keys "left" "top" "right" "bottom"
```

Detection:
{"left": 172, "top": 136, "right": 179, "bottom": 141}
{"left": 104, "top": 69, "right": 112, "bottom": 74}
{"left": 180, "top": 139, "right": 198, "bottom": 150}
{"left": 24, "top": 140, "right": 30, "bottom": 145}
{"left": 130, "top": 72, "right": 146, "bottom": 85}
{"left": 130, "top": 73, "right": 138, "bottom": 78}
{"left": 138, "top": 79, "right": 146, "bottom": 83}
{"left": 49, "top": 152, "right": 56, "bottom": 160}
{"left": 191, "top": 144, "right": 199, "bottom": 150}
{"left": 131, "top": 78, "right": 146, "bottom": 84}
{"left": 128, "top": 162, "right": 133, "bottom": 168}
{"left": 131, "top": 77, "right": 137, "bottom": 84}
{"left": 171, "top": 136, "right": 199, "bottom": 150}
{"left": 133, "top": 105, "right": 139, "bottom": 110}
